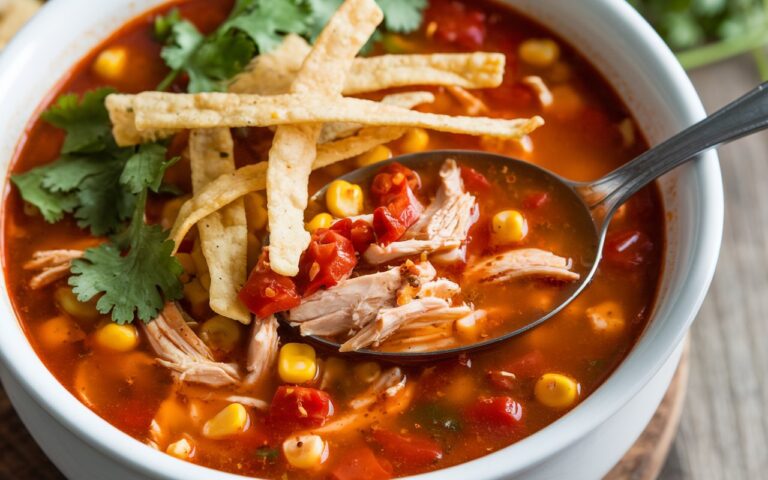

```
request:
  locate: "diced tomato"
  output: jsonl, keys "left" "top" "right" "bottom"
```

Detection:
{"left": 466, "top": 396, "right": 524, "bottom": 431}
{"left": 373, "top": 206, "right": 407, "bottom": 245}
{"left": 331, "top": 218, "right": 375, "bottom": 253}
{"left": 460, "top": 166, "right": 491, "bottom": 193}
{"left": 239, "top": 251, "right": 300, "bottom": 319}
{"left": 330, "top": 446, "right": 392, "bottom": 480}
{"left": 602, "top": 229, "right": 654, "bottom": 269}
{"left": 370, "top": 163, "right": 424, "bottom": 245}
{"left": 268, "top": 386, "right": 334, "bottom": 433}
{"left": 506, "top": 350, "right": 544, "bottom": 379}
{"left": 372, "top": 429, "right": 443, "bottom": 468}
{"left": 523, "top": 192, "right": 549, "bottom": 209}
{"left": 370, "top": 163, "right": 421, "bottom": 204}
{"left": 297, "top": 228, "right": 357, "bottom": 296}
{"left": 427, "top": 1, "right": 487, "bottom": 49}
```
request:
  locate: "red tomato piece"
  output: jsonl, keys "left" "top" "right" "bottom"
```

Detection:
{"left": 373, "top": 206, "right": 408, "bottom": 246}
{"left": 370, "top": 163, "right": 421, "bottom": 204}
{"left": 239, "top": 251, "right": 300, "bottom": 319}
{"left": 602, "top": 229, "right": 654, "bottom": 269}
{"left": 460, "top": 166, "right": 491, "bottom": 193}
{"left": 330, "top": 446, "right": 392, "bottom": 480}
{"left": 427, "top": 1, "right": 487, "bottom": 49}
{"left": 372, "top": 429, "right": 443, "bottom": 468}
{"left": 268, "top": 386, "right": 334, "bottom": 432}
{"left": 467, "top": 396, "right": 524, "bottom": 431}
{"left": 523, "top": 192, "right": 549, "bottom": 209}
{"left": 298, "top": 229, "right": 357, "bottom": 296}
{"left": 331, "top": 218, "right": 375, "bottom": 253}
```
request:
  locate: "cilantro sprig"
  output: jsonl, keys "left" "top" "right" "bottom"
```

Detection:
{"left": 154, "top": 0, "right": 428, "bottom": 93}
{"left": 12, "top": 88, "right": 184, "bottom": 323}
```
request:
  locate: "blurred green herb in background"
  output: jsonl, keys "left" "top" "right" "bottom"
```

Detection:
{"left": 629, "top": 0, "right": 768, "bottom": 79}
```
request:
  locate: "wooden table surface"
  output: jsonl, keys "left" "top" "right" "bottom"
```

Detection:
{"left": 0, "top": 53, "right": 765, "bottom": 480}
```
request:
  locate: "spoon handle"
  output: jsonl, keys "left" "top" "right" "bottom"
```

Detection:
{"left": 582, "top": 82, "right": 768, "bottom": 217}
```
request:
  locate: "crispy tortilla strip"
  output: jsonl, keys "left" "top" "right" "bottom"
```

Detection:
{"left": 189, "top": 129, "right": 250, "bottom": 324}
{"left": 228, "top": 34, "right": 505, "bottom": 96}
{"left": 106, "top": 94, "right": 178, "bottom": 146}
{"left": 318, "top": 91, "right": 434, "bottom": 143}
{"left": 169, "top": 125, "right": 406, "bottom": 254}
{"left": 266, "top": 0, "right": 383, "bottom": 276}
{"left": 127, "top": 92, "right": 542, "bottom": 141}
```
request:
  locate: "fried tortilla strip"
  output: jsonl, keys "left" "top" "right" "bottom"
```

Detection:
{"left": 266, "top": 0, "right": 384, "bottom": 276}
{"left": 169, "top": 125, "right": 406, "bottom": 254}
{"left": 189, "top": 129, "right": 250, "bottom": 324}
{"left": 128, "top": 92, "right": 542, "bottom": 141}
{"left": 228, "top": 34, "right": 505, "bottom": 96}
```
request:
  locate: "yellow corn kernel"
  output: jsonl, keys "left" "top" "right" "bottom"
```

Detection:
{"left": 191, "top": 240, "right": 209, "bottom": 275}
{"left": 176, "top": 253, "right": 196, "bottom": 278}
{"left": 160, "top": 195, "right": 189, "bottom": 230}
{"left": 399, "top": 128, "right": 429, "bottom": 153}
{"left": 282, "top": 434, "right": 328, "bottom": 469}
{"left": 550, "top": 85, "right": 585, "bottom": 119}
{"left": 306, "top": 213, "right": 334, "bottom": 233}
{"left": 491, "top": 210, "right": 528, "bottom": 244}
{"left": 353, "top": 361, "right": 381, "bottom": 384}
{"left": 585, "top": 301, "right": 625, "bottom": 335}
{"left": 535, "top": 373, "right": 580, "bottom": 408}
{"left": 244, "top": 192, "right": 268, "bottom": 231}
{"left": 519, "top": 38, "right": 560, "bottom": 68}
{"left": 92, "top": 47, "right": 127, "bottom": 81}
{"left": 38, "top": 316, "right": 85, "bottom": 348}
{"left": 198, "top": 271, "right": 211, "bottom": 291}
{"left": 203, "top": 403, "right": 249, "bottom": 439}
{"left": 94, "top": 323, "right": 139, "bottom": 352}
{"left": 200, "top": 315, "right": 241, "bottom": 352}
{"left": 55, "top": 286, "right": 101, "bottom": 322}
{"left": 356, "top": 145, "right": 392, "bottom": 167}
{"left": 166, "top": 438, "right": 194, "bottom": 460}
{"left": 183, "top": 279, "right": 209, "bottom": 318}
{"left": 278, "top": 343, "right": 317, "bottom": 384}
{"left": 325, "top": 180, "right": 364, "bottom": 218}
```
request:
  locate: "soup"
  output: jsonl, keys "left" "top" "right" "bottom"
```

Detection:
{"left": 2, "top": 0, "right": 664, "bottom": 478}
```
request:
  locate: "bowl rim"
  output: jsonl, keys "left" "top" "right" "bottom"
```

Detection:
{"left": 0, "top": 0, "right": 723, "bottom": 479}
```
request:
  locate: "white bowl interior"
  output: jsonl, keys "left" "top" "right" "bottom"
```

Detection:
{"left": 0, "top": 1, "right": 723, "bottom": 479}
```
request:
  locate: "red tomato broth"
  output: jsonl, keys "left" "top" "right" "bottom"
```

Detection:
{"left": 2, "top": 0, "right": 665, "bottom": 478}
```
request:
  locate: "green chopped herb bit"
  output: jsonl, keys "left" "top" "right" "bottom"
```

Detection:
{"left": 410, "top": 402, "right": 462, "bottom": 435}
{"left": 254, "top": 446, "right": 280, "bottom": 463}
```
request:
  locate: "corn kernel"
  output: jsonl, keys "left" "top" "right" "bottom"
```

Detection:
{"left": 399, "top": 128, "right": 430, "bottom": 153}
{"left": 353, "top": 362, "right": 381, "bottom": 384}
{"left": 550, "top": 85, "right": 585, "bottom": 119}
{"left": 160, "top": 196, "right": 189, "bottom": 230}
{"left": 203, "top": 403, "right": 249, "bottom": 439}
{"left": 535, "top": 373, "right": 580, "bottom": 408}
{"left": 92, "top": 47, "right": 127, "bottom": 81}
{"left": 586, "top": 301, "right": 625, "bottom": 335}
{"left": 325, "top": 180, "right": 364, "bottom": 218}
{"left": 356, "top": 145, "right": 392, "bottom": 167}
{"left": 282, "top": 434, "right": 328, "bottom": 469}
{"left": 175, "top": 253, "right": 196, "bottom": 277}
{"left": 38, "top": 316, "right": 85, "bottom": 348}
{"left": 200, "top": 315, "right": 242, "bottom": 352}
{"left": 191, "top": 240, "right": 209, "bottom": 275}
{"left": 519, "top": 38, "right": 560, "bottom": 68}
{"left": 198, "top": 271, "right": 211, "bottom": 291}
{"left": 55, "top": 286, "right": 101, "bottom": 322}
{"left": 306, "top": 213, "right": 334, "bottom": 233}
{"left": 245, "top": 192, "right": 268, "bottom": 231}
{"left": 279, "top": 343, "right": 317, "bottom": 384}
{"left": 94, "top": 323, "right": 139, "bottom": 352}
{"left": 166, "top": 438, "right": 194, "bottom": 460}
{"left": 491, "top": 210, "right": 528, "bottom": 244}
{"left": 183, "top": 279, "right": 210, "bottom": 318}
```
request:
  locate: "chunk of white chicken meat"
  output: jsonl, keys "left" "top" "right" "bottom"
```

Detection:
{"left": 23, "top": 249, "right": 83, "bottom": 289}
{"left": 243, "top": 315, "right": 279, "bottom": 386}
{"left": 464, "top": 248, "right": 580, "bottom": 284}
{"left": 364, "top": 159, "right": 477, "bottom": 265}
{"left": 142, "top": 303, "right": 241, "bottom": 387}
{"left": 288, "top": 261, "right": 436, "bottom": 336}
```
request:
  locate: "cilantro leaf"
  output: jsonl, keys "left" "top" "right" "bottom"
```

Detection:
{"left": 70, "top": 191, "right": 184, "bottom": 324}
{"left": 159, "top": 19, "right": 205, "bottom": 72}
{"left": 377, "top": 0, "right": 427, "bottom": 33}
{"left": 120, "top": 143, "right": 179, "bottom": 194}
{"left": 11, "top": 168, "right": 78, "bottom": 223}
{"left": 154, "top": 8, "right": 182, "bottom": 41}
{"left": 225, "top": 0, "right": 311, "bottom": 52}
{"left": 73, "top": 159, "right": 136, "bottom": 236}
{"left": 41, "top": 88, "right": 116, "bottom": 154}
{"left": 40, "top": 155, "right": 108, "bottom": 192}
{"left": 306, "top": 0, "right": 342, "bottom": 40}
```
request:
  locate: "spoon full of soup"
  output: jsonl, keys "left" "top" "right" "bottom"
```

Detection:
{"left": 287, "top": 82, "right": 768, "bottom": 362}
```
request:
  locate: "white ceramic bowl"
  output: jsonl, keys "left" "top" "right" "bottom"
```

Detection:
{"left": 0, "top": 0, "right": 723, "bottom": 479}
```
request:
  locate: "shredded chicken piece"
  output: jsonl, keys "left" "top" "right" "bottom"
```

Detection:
{"left": 142, "top": 303, "right": 241, "bottom": 387}
{"left": 243, "top": 315, "right": 279, "bottom": 386}
{"left": 23, "top": 249, "right": 83, "bottom": 289}
{"left": 464, "top": 248, "right": 580, "bottom": 284}
{"left": 348, "top": 367, "right": 406, "bottom": 410}
{"left": 288, "top": 261, "right": 436, "bottom": 336}
{"left": 364, "top": 159, "right": 477, "bottom": 265}
{"left": 521, "top": 76, "right": 553, "bottom": 108}
{"left": 446, "top": 85, "right": 489, "bottom": 115}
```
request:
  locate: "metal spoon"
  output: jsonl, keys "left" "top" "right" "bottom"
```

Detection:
{"left": 289, "top": 83, "right": 768, "bottom": 362}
